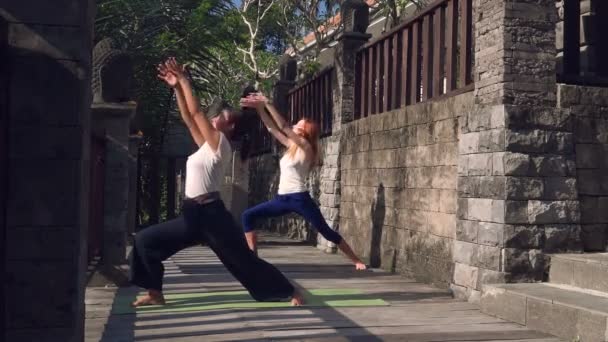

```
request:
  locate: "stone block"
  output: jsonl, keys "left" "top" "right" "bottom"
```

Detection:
{"left": 356, "top": 134, "right": 370, "bottom": 152}
{"left": 433, "top": 119, "right": 458, "bottom": 142}
{"left": 526, "top": 299, "right": 578, "bottom": 341}
{"left": 503, "top": 152, "right": 530, "bottom": 176}
{"left": 453, "top": 262, "right": 479, "bottom": 289}
{"left": 439, "top": 189, "right": 457, "bottom": 214}
{"left": 478, "top": 222, "right": 504, "bottom": 247}
{"left": 10, "top": 58, "right": 84, "bottom": 126}
{"left": 7, "top": 160, "right": 80, "bottom": 226}
{"left": 407, "top": 167, "right": 431, "bottom": 189}
{"left": 478, "top": 129, "right": 505, "bottom": 153}
{"left": 492, "top": 152, "right": 505, "bottom": 175}
{"left": 505, "top": 177, "right": 543, "bottom": 200}
{"left": 440, "top": 143, "right": 458, "bottom": 166}
{"left": 428, "top": 212, "right": 456, "bottom": 238}
{"left": 543, "top": 177, "right": 577, "bottom": 200}
{"left": 576, "top": 143, "right": 601, "bottom": 169}
{"left": 503, "top": 225, "right": 543, "bottom": 249}
{"left": 459, "top": 132, "right": 480, "bottom": 154}
{"left": 477, "top": 245, "right": 501, "bottom": 270}
{"left": 453, "top": 240, "right": 479, "bottom": 265}
{"left": 9, "top": 125, "right": 82, "bottom": 160}
{"left": 6, "top": 227, "right": 78, "bottom": 260}
{"left": 456, "top": 219, "right": 478, "bottom": 243}
{"left": 415, "top": 123, "right": 433, "bottom": 146}
{"left": 467, "top": 153, "right": 493, "bottom": 176}
{"left": 457, "top": 198, "right": 468, "bottom": 220}
{"left": 528, "top": 200, "right": 580, "bottom": 224}
{"left": 505, "top": 129, "right": 548, "bottom": 153}
{"left": 6, "top": 260, "right": 80, "bottom": 329}
{"left": 581, "top": 224, "right": 608, "bottom": 251}
{"left": 598, "top": 197, "right": 608, "bottom": 222}
{"left": 325, "top": 154, "right": 339, "bottom": 168}
{"left": 368, "top": 150, "right": 397, "bottom": 169}
{"left": 477, "top": 269, "right": 509, "bottom": 287}
{"left": 547, "top": 131, "right": 575, "bottom": 154}
{"left": 467, "top": 107, "right": 492, "bottom": 132}
{"left": 504, "top": 200, "right": 529, "bottom": 224}
{"left": 430, "top": 166, "right": 457, "bottom": 190}
{"left": 379, "top": 169, "right": 404, "bottom": 188}
{"left": 501, "top": 248, "right": 545, "bottom": 277}
{"left": 458, "top": 154, "right": 469, "bottom": 176}
{"left": 544, "top": 225, "right": 581, "bottom": 252}
{"left": 466, "top": 198, "right": 494, "bottom": 222}
{"left": 480, "top": 285, "right": 527, "bottom": 325}
{"left": 530, "top": 155, "right": 576, "bottom": 177}
{"left": 370, "top": 131, "right": 399, "bottom": 150}
{"left": 579, "top": 196, "right": 598, "bottom": 224}
{"left": 1, "top": 0, "right": 87, "bottom": 26}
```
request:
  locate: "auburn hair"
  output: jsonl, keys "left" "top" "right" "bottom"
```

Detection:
{"left": 286, "top": 118, "right": 320, "bottom": 165}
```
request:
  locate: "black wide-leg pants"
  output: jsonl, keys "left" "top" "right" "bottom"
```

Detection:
{"left": 129, "top": 199, "right": 295, "bottom": 301}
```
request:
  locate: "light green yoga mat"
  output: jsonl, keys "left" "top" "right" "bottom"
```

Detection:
{"left": 112, "top": 289, "right": 389, "bottom": 315}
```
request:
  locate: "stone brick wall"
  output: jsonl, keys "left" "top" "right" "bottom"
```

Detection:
{"left": 558, "top": 84, "right": 608, "bottom": 251}
{"left": 2, "top": 0, "right": 95, "bottom": 340}
{"left": 340, "top": 93, "right": 473, "bottom": 288}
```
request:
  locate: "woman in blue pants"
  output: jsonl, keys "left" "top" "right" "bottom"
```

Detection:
{"left": 240, "top": 94, "right": 366, "bottom": 270}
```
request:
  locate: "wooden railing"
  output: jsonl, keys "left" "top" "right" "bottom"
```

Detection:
{"left": 354, "top": 0, "right": 473, "bottom": 119}
{"left": 288, "top": 67, "right": 334, "bottom": 137}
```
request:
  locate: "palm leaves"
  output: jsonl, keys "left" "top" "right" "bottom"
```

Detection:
{"left": 95, "top": 0, "right": 233, "bottom": 93}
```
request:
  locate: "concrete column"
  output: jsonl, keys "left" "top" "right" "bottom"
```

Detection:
{"left": 92, "top": 102, "right": 137, "bottom": 265}
{"left": 2, "top": 0, "right": 95, "bottom": 340}
{"left": 454, "top": 0, "right": 581, "bottom": 302}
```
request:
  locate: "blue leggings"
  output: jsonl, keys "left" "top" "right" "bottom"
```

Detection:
{"left": 242, "top": 192, "right": 343, "bottom": 244}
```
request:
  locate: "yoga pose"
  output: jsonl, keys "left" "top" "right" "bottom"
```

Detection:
{"left": 129, "top": 58, "right": 303, "bottom": 307}
{"left": 240, "top": 93, "right": 367, "bottom": 270}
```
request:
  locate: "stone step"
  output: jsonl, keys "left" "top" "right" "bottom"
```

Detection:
{"left": 481, "top": 282, "right": 608, "bottom": 342}
{"left": 550, "top": 253, "right": 608, "bottom": 292}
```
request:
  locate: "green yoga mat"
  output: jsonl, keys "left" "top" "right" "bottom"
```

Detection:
{"left": 112, "top": 288, "right": 389, "bottom": 315}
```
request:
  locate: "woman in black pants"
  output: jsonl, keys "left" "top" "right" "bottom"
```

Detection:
{"left": 129, "top": 58, "right": 303, "bottom": 307}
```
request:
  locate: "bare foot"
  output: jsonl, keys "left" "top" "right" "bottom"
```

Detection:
{"left": 355, "top": 262, "right": 367, "bottom": 270}
{"left": 290, "top": 289, "right": 305, "bottom": 306}
{"left": 131, "top": 294, "right": 165, "bottom": 307}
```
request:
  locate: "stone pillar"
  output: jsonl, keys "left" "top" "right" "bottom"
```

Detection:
{"left": 316, "top": 0, "right": 371, "bottom": 252}
{"left": 454, "top": 0, "right": 581, "bottom": 302}
{"left": 90, "top": 38, "right": 136, "bottom": 277}
{"left": 2, "top": 0, "right": 95, "bottom": 340}
{"left": 92, "top": 102, "right": 137, "bottom": 266}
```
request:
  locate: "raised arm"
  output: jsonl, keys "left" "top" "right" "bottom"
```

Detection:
{"left": 240, "top": 97, "right": 290, "bottom": 148}
{"left": 248, "top": 93, "right": 310, "bottom": 151}
{"left": 166, "top": 58, "right": 221, "bottom": 152}
{"left": 157, "top": 63, "right": 205, "bottom": 147}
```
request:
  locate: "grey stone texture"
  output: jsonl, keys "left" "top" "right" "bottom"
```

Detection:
{"left": 558, "top": 84, "right": 608, "bottom": 251}
{"left": 2, "top": 0, "right": 95, "bottom": 340}
{"left": 340, "top": 93, "right": 473, "bottom": 288}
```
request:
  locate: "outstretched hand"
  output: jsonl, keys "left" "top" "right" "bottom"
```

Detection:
{"left": 157, "top": 63, "right": 178, "bottom": 88}
{"left": 165, "top": 57, "right": 187, "bottom": 80}
{"left": 240, "top": 93, "right": 269, "bottom": 110}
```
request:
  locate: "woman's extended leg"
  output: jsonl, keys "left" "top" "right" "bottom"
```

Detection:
{"left": 190, "top": 200, "right": 303, "bottom": 305}
{"left": 129, "top": 216, "right": 200, "bottom": 306}
{"left": 241, "top": 197, "right": 291, "bottom": 253}
{"left": 293, "top": 194, "right": 367, "bottom": 270}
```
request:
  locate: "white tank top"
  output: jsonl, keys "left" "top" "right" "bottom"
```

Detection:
{"left": 185, "top": 133, "right": 231, "bottom": 198}
{"left": 277, "top": 148, "right": 311, "bottom": 195}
